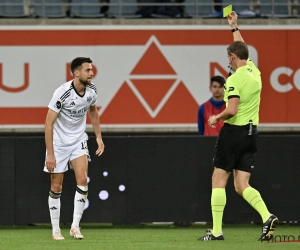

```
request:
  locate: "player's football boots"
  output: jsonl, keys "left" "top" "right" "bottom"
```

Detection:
{"left": 52, "top": 230, "right": 65, "bottom": 240}
{"left": 70, "top": 227, "right": 84, "bottom": 240}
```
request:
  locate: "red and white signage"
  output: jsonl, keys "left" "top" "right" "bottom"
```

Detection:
{"left": 0, "top": 26, "right": 300, "bottom": 130}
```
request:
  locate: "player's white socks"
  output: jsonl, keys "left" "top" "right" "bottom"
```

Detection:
{"left": 48, "top": 190, "right": 62, "bottom": 234}
{"left": 71, "top": 185, "right": 88, "bottom": 229}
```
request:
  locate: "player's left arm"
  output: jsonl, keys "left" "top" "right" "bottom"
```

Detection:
{"left": 88, "top": 105, "right": 104, "bottom": 156}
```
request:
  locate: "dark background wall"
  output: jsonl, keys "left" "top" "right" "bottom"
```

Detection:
{"left": 0, "top": 135, "right": 299, "bottom": 225}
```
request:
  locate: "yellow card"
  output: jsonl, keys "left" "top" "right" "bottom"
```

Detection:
{"left": 223, "top": 5, "right": 232, "bottom": 17}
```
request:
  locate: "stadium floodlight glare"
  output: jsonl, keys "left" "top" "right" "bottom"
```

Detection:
{"left": 99, "top": 190, "right": 109, "bottom": 200}
{"left": 119, "top": 185, "right": 126, "bottom": 192}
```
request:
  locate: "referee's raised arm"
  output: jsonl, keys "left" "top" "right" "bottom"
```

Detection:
{"left": 227, "top": 11, "right": 244, "bottom": 42}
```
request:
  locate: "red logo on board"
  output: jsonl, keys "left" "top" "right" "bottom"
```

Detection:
{"left": 100, "top": 37, "right": 198, "bottom": 124}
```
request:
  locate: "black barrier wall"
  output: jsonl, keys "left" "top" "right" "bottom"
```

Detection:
{"left": 0, "top": 135, "right": 299, "bottom": 225}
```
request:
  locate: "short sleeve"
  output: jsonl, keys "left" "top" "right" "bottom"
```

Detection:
{"left": 90, "top": 92, "right": 97, "bottom": 106}
{"left": 48, "top": 93, "right": 63, "bottom": 113}
{"left": 225, "top": 77, "right": 240, "bottom": 99}
{"left": 88, "top": 83, "right": 98, "bottom": 106}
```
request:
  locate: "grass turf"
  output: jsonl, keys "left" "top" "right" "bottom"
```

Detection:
{"left": 0, "top": 224, "right": 299, "bottom": 250}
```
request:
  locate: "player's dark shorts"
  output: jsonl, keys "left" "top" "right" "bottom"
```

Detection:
{"left": 213, "top": 123, "right": 258, "bottom": 173}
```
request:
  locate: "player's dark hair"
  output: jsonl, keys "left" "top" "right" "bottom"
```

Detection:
{"left": 227, "top": 41, "right": 249, "bottom": 60}
{"left": 70, "top": 57, "right": 93, "bottom": 75}
{"left": 210, "top": 75, "right": 225, "bottom": 87}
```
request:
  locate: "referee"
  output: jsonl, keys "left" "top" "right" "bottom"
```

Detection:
{"left": 198, "top": 11, "right": 278, "bottom": 241}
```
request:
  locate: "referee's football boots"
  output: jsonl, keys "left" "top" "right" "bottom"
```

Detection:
{"left": 197, "top": 229, "right": 224, "bottom": 241}
{"left": 258, "top": 214, "right": 279, "bottom": 241}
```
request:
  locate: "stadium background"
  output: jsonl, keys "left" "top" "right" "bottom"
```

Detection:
{"left": 0, "top": 0, "right": 300, "bottom": 226}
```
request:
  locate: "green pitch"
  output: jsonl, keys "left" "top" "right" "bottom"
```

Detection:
{"left": 0, "top": 224, "right": 299, "bottom": 250}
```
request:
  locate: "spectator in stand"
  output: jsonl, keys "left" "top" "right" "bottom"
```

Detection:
{"left": 100, "top": 0, "right": 110, "bottom": 17}
{"left": 213, "top": 0, "right": 223, "bottom": 14}
{"left": 136, "top": 0, "right": 186, "bottom": 18}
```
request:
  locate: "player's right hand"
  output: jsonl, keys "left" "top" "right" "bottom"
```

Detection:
{"left": 96, "top": 137, "right": 105, "bottom": 156}
{"left": 46, "top": 154, "right": 56, "bottom": 173}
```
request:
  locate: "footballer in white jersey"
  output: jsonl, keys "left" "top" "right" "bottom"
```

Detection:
{"left": 48, "top": 80, "right": 97, "bottom": 146}
{"left": 44, "top": 57, "right": 104, "bottom": 240}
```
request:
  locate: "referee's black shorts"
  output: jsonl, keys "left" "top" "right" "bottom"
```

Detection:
{"left": 213, "top": 123, "right": 258, "bottom": 173}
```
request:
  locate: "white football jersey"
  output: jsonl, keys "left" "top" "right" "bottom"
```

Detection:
{"left": 48, "top": 80, "right": 97, "bottom": 146}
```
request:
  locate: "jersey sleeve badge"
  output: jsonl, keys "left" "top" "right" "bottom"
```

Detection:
{"left": 55, "top": 101, "right": 62, "bottom": 109}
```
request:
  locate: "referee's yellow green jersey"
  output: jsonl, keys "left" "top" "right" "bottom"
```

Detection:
{"left": 224, "top": 59, "right": 261, "bottom": 126}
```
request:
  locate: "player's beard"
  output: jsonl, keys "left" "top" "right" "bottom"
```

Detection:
{"left": 79, "top": 78, "right": 92, "bottom": 86}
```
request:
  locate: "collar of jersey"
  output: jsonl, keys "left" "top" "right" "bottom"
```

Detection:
{"left": 72, "top": 81, "right": 86, "bottom": 98}
{"left": 236, "top": 64, "right": 249, "bottom": 72}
